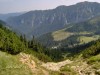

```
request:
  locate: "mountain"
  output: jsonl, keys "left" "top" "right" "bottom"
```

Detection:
{"left": 82, "top": 39, "right": 100, "bottom": 58}
{"left": 0, "top": 40, "right": 100, "bottom": 75}
{"left": 0, "top": 12, "right": 24, "bottom": 21}
{"left": 0, "top": 29, "right": 100, "bottom": 75}
{"left": 6, "top": 1, "right": 100, "bottom": 38}
{"left": 0, "top": 17, "right": 100, "bottom": 75}
{"left": 0, "top": 20, "right": 26, "bottom": 54}
{"left": 66, "top": 16, "right": 100, "bottom": 34}
{"left": 38, "top": 16, "right": 100, "bottom": 47}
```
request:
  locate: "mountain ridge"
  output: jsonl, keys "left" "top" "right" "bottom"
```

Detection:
{"left": 6, "top": 1, "right": 100, "bottom": 38}
{"left": 37, "top": 16, "right": 100, "bottom": 47}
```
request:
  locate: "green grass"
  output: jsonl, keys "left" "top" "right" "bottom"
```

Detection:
{"left": 48, "top": 70, "right": 60, "bottom": 75}
{"left": 88, "top": 54, "right": 100, "bottom": 62}
{"left": 78, "top": 31, "right": 93, "bottom": 35}
{"left": 52, "top": 29, "right": 73, "bottom": 41}
{"left": 52, "top": 27, "right": 97, "bottom": 42}
{"left": 87, "top": 55, "right": 100, "bottom": 74}
{"left": 89, "top": 17, "right": 100, "bottom": 25}
{"left": 0, "top": 51, "right": 59, "bottom": 75}
{"left": 78, "top": 35, "right": 100, "bottom": 44}
{"left": 60, "top": 64, "right": 77, "bottom": 75}
{"left": 0, "top": 51, "right": 33, "bottom": 75}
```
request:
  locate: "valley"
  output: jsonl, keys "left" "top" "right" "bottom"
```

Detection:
{"left": 5, "top": 1, "right": 100, "bottom": 37}
{"left": 0, "top": 51, "right": 100, "bottom": 75}
{"left": 0, "top": 1, "right": 100, "bottom": 75}
{"left": 38, "top": 15, "right": 100, "bottom": 48}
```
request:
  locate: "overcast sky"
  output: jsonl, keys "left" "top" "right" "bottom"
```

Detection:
{"left": 0, "top": 0, "right": 100, "bottom": 14}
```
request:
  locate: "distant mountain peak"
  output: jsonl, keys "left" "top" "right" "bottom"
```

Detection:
{"left": 6, "top": 1, "right": 100, "bottom": 37}
{"left": 76, "top": 1, "right": 99, "bottom": 5}
{"left": 55, "top": 5, "right": 67, "bottom": 9}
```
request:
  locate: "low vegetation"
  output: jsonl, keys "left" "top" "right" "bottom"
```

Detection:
{"left": 52, "top": 28, "right": 73, "bottom": 41}
{"left": 0, "top": 20, "right": 100, "bottom": 75}
{"left": 78, "top": 35, "right": 100, "bottom": 44}
{"left": 0, "top": 51, "right": 33, "bottom": 75}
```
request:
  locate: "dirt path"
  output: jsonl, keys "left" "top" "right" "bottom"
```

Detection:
{"left": 70, "top": 60, "right": 96, "bottom": 75}
{"left": 41, "top": 59, "right": 73, "bottom": 71}
{"left": 19, "top": 53, "right": 96, "bottom": 75}
{"left": 42, "top": 59, "right": 96, "bottom": 75}
{"left": 20, "top": 53, "right": 36, "bottom": 72}
{"left": 42, "top": 69, "right": 49, "bottom": 75}
{"left": 19, "top": 53, "right": 49, "bottom": 75}
{"left": 19, "top": 53, "right": 73, "bottom": 74}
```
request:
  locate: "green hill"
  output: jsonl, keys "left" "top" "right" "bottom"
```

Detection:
{"left": 0, "top": 21, "right": 60, "bottom": 75}
{"left": 0, "top": 21, "right": 25, "bottom": 54}
{"left": 0, "top": 21, "right": 53, "bottom": 62}
{"left": 38, "top": 16, "right": 100, "bottom": 48}
{"left": 0, "top": 19, "right": 100, "bottom": 75}
{"left": 82, "top": 39, "right": 100, "bottom": 58}
{"left": 0, "top": 51, "right": 33, "bottom": 75}
{"left": 6, "top": 2, "right": 100, "bottom": 37}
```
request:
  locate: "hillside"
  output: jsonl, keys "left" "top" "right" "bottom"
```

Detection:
{"left": 6, "top": 1, "right": 100, "bottom": 37}
{"left": 0, "top": 21, "right": 53, "bottom": 62}
{"left": 0, "top": 18, "right": 100, "bottom": 75}
{"left": 0, "top": 51, "right": 33, "bottom": 75}
{"left": 0, "top": 12, "right": 24, "bottom": 21}
{"left": 0, "top": 1, "right": 100, "bottom": 75}
{"left": 66, "top": 16, "right": 100, "bottom": 34}
{"left": 1, "top": 39, "right": 100, "bottom": 75}
{"left": 38, "top": 16, "right": 100, "bottom": 48}
{"left": 0, "top": 51, "right": 61, "bottom": 75}
{"left": 0, "top": 21, "right": 26, "bottom": 54}
{"left": 0, "top": 20, "right": 62, "bottom": 75}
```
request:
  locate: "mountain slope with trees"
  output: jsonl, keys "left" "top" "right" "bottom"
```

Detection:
{"left": 38, "top": 16, "right": 100, "bottom": 48}
{"left": 0, "top": 21, "right": 64, "bottom": 62}
{"left": 6, "top": 1, "right": 100, "bottom": 37}
{"left": 0, "top": 20, "right": 25, "bottom": 54}
{"left": 0, "top": 19, "right": 100, "bottom": 75}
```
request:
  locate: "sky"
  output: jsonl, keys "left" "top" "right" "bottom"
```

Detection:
{"left": 0, "top": 0, "right": 100, "bottom": 14}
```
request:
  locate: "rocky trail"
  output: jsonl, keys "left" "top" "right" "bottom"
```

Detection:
{"left": 20, "top": 53, "right": 49, "bottom": 75}
{"left": 20, "top": 53, "right": 36, "bottom": 70}
{"left": 19, "top": 53, "right": 100, "bottom": 75}
{"left": 42, "top": 60, "right": 73, "bottom": 71}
